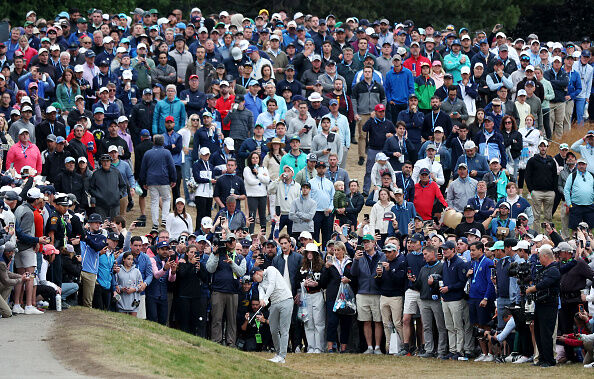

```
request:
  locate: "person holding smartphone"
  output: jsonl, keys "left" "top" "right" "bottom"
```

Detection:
{"left": 310, "top": 116, "right": 344, "bottom": 165}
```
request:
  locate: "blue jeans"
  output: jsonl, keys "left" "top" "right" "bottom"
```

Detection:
{"left": 61, "top": 282, "right": 79, "bottom": 300}
{"left": 146, "top": 296, "right": 169, "bottom": 325}
{"left": 182, "top": 154, "right": 192, "bottom": 203}
{"left": 496, "top": 297, "right": 512, "bottom": 328}
{"left": 575, "top": 98, "right": 587, "bottom": 126}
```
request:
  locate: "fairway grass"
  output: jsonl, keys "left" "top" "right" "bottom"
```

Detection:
{"left": 52, "top": 307, "right": 593, "bottom": 378}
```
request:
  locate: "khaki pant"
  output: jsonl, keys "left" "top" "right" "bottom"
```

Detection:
{"left": 0, "top": 286, "right": 13, "bottom": 317}
{"left": 80, "top": 271, "right": 97, "bottom": 308}
{"left": 531, "top": 190, "right": 555, "bottom": 233}
{"left": 210, "top": 291, "right": 238, "bottom": 346}
{"left": 356, "top": 114, "right": 371, "bottom": 158}
{"left": 560, "top": 201, "right": 570, "bottom": 238}
{"left": 380, "top": 295, "right": 404, "bottom": 352}
{"left": 119, "top": 196, "right": 129, "bottom": 216}
{"left": 549, "top": 102, "right": 566, "bottom": 139}
{"left": 442, "top": 299, "right": 466, "bottom": 354}
{"left": 563, "top": 99, "right": 574, "bottom": 134}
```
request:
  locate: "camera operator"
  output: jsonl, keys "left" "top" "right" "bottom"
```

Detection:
{"left": 526, "top": 246, "right": 560, "bottom": 367}
{"left": 411, "top": 245, "right": 447, "bottom": 358}
{"left": 483, "top": 308, "right": 516, "bottom": 361}
{"left": 206, "top": 232, "right": 246, "bottom": 347}
{"left": 239, "top": 297, "right": 272, "bottom": 352}
{"left": 555, "top": 241, "right": 594, "bottom": 363}
{"left": 251, "top": 265, "right": 294, "bottom": 364}
{"left": 440, "top": 241, "right": 472, "bottom": 360}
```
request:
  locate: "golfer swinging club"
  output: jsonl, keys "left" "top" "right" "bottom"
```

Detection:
{"left": 251, "top": 266, "right": 294, "bottom": 363}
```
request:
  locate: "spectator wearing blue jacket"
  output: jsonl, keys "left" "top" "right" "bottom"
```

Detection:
{"left": 92, "top": 87, "right": 121, "bottom": 126}
{"left": 191, "top": 111, "right": 222, "bottom": 163}
{"left": 472, "top": 116, "right": 507, "bottom": 168}
{"left": 544, "top": 57, "right": 569, "bottom": 139}
{"left": 562, "top": 56, "right": 582, "bottom": 134}
{"left": 139, "top": 135, "right": 177, "bottom": 229}
{"left": 455, "top": 140, "right": 489, "bottom": 180}
{"left": 467, "top": 241, "right": 495, "bottom": 330}
{"left": 440, "top": 241, "right": 470, "bottom": 359}
{"left": 384, "top": 54, "right": 414, "bottom": 122}
{"left": 163, "top": 117, "right": 184, "bottom": 200}
{"left": 152, "top": 84, "right": 187, "bottom": 134}
{"left": 180, "top": 75, "right": 207, "bottom": 117}
{"left": 388, "top": 189, "right": 417, "bottom": 236}
{"left": 397, "top": 95, "right": 425, "bottom": 152}
{"left": 92, "top": 61, "right": 119, "bottom": 91}
{"left": 572, "top": 50, "right": 593, "bottom": 126}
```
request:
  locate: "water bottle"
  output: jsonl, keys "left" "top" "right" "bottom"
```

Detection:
{"left": 55, "top": 294, "right": 62, "bottom": 312}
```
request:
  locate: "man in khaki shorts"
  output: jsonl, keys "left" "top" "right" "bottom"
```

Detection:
{"left": 399, "top": 233, "right": 426, "bottom": 355}
{"left": 351, "top": 234, "right": 384, "bottom": 354}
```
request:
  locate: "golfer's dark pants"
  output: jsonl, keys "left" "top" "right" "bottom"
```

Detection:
{"left": 387, "top": 103, "right": 407, "bottom": 122}
{"left": 146, "top": 296, "right": 169, "bottom": 325}
{"left": 313, "top": 211, "right": 333, "bottom": 246}
{"left": 247, "top": 196, "right": 267, "bottom": 233}
{"left": 534, "top": 302, "right": 557, "bottom": 365}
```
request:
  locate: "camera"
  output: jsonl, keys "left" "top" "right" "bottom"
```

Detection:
{"left": 131, "top": 299, "right": 140, "bottom": 308}
{"left": 508, "top": 261, "right": 532, "bottom": 286}
{"left": 136, "top": 220, "right": 146, "bottom": 227}
{"left": 212, "top": 232, "right": 227, "bottom": 248}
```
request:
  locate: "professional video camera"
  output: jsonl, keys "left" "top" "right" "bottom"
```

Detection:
{"left": 212, "top": 232, "right": 227, "bottom": 249}
{"left": 508, "top": 261, "right": 532, "bottom": 286}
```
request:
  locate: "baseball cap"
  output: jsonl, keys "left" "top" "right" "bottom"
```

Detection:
{"left": 307, "top": 153, "right": 317, "bottom": 161}
{"left": 374, "top": 104, "right": 386, "bottom": 112}
{"left": 223, "top": 137, "right": 235, "bottom": 150}
{"left": 165, "top": 115, "right": 175, "bottom": 122}
{"left": 489, "top": 241, "right": 505, "bottom": 250}
{"left": 410, "top": 233, "right": 424, "bottom": 242}
{"left": 441, "top": 241, "right": 456, "bottom": 250}
{"left": 466, "top": 228, "right": 481, "bottom": 238}
{"left": 512, "top": 240, "right": 531, "bottom": 251}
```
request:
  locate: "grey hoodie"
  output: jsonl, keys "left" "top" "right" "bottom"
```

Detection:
{"left": 289, "top": 194, "right": 317, "bottom": 233}
{"left": 114, "top": 265, "right": 143, "bottom": 312}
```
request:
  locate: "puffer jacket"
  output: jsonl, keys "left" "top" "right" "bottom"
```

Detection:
{"left": 152, "top": 97, "right": 187, "bottom": 134}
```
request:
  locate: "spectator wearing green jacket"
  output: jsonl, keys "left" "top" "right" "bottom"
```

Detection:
{"left": 443, "top": 40, "right": 471, "bottom": 84}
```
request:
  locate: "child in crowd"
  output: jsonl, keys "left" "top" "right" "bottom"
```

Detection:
{"left": 114, "top": 251, "right": 143, "bottom": 316}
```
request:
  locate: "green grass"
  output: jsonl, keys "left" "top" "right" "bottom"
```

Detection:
{"left": 53, "top": 307, "right": 593, "bottom": 379}
{"left": 53, "top": 307, "right": 298, "bottom": 378}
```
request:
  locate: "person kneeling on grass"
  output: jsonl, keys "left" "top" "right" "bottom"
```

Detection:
{"left": 114, "top": 251, "right": 144, "bottom": 316}
{"left": 251, "top": 265, "right": 294, "bottom": 364}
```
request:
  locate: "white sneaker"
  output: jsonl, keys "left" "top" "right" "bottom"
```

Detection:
{"left": 24, "top": 305, "right": 44, "bottom": 315}
{"left": 313, "top": 349, "right": 322, "bottom": 354}
{"left": 188, "top": 201, "right": 196, "bottom": 207}
{"left": 268, "top": 355, "right": 280, "bottom": 362}
{"left": 513, "top": 356, "right": 532, "bottom": 364}
{"left": 274, "top": 356, "right": 285, "bottom": 364}
{"left": 474, "top": 354, "right": 486, "bottom": 362}
{"left": 294, "top": 346, "right": 301, "bottom": 353}
{"left": 363, "top": 347, "right": 374, "bottom": 354}
{"left": 584, "top": 362, "right": 594, "bottom": 368}
{"left": 374, "top": 347, "right": 383, "bottom": 355}
{"left": 12, "top": 304, "right": 24, "bottom": 314}
{"left": 505, "top": 353, "right": 518, "bottom": 363}
{"left": 483, "top": 354, "right": 494, "bottom": 362}
{"left": 37, "top": 300, "right": 49, "bottom": 308}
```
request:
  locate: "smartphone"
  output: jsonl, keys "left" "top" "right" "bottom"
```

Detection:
{"left": 375, "top": 229, "right": 380, "bottom": 236}
{"left": 363, "top": 214, "right": 369, "bottom": 221}
{"left": 377, "top": 262, "right": 383, "bottom": 270}
{"left": 541, "top": 222, "right": 547, "bottom": 229}
{"left": 407, "top": 268, "right": 412, "bottom": 276}
{"left": 579, "top": 304, "right": 585, "bottom": 313}
{"left": 8, "top": 222, "right": 14, "bottom": 234}
{"left": 356, "top": 244, "right": 364, "bottom": 251}
{"left": 327, "top": 133, "right": 335, "bottom": 143}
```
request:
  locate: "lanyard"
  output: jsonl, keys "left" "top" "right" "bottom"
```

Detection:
{"left": 226, "top": 210, "right": 235, "bottom": 226}
{"left": 431, "top": 111, "right": 440, "bottom": 129}
{"left": 401, "top": 173, "right": 410, "bottom": 192}
{"left": 283, "top": 182, "right": 291, "bottom": 200}
{"left": 472, "top": 255, "right": 486, "bottom": 283}
{"left": 21, "top": 142, "right": 30, "bottom": 158}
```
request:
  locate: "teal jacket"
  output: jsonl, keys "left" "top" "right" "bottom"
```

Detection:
{"left": 443, "top": 52, "right": 471, "bottom": 84}
{"left": 152, "top": 97, "right": 187, "bottom": 134}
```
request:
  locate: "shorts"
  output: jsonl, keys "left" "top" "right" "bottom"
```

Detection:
{"left": 14, "top": 248, "right": 37, "bottom": 269}
{"left": 468, "top": 297, "right": 495, "bottom": 326}
{"left": 356, "top": 294, "right": 381, "bottom": 322}
{"left": 403, "top": 289, "right": 421, "bottom": 315}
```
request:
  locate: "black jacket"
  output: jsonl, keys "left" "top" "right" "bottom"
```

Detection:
{"left": 54, "top": 169, "right": 86, "bottom": 205}
{"left": 100, "top": 135, "right": 131, "bottom": 160}
{"left": 525, "top": 154, "right": 558, "bottom": 192}
{"left": 374, "top": 253, "right": 407, "bottom": 297}
{"left": 89, "top": 167, "right": 126, "bottom": 208}
{"left": 36, "top": 120, "right": 67, "bottom": 151}
{"left": 176, "top": 261, "right": 208, "bottom": 298}
{"left": 501, "top": 129, "right": 523, "bottom": 159}
{"left": 534, "top": 261, "right": 561, "bottom": 305}
{"left": 319, "top": 260, "right": 353, "bottom": 303}
{"left": 43, "top": 150, "right": 72, "bottom": 183}
{"left": 129, "top": 100, "right": 156, "bottom": 138}
{"left": 134, "top": 140, "right": 154, "bottom": 180}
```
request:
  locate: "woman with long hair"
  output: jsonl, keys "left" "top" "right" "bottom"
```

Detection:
{"left": 179, "top": 114, "right": 201, "bottom": 206}
{"left": 297, "top": 243, "right": 325, "bottom": 353}
{"left": 319, "top": 241, "right": 353, "bottom": 353}
{"left": 469, "top": 108, "right": 485, "bottom": 138}
{"left": 243, "top": 151, "right": 271, "bottom": 233}
{"left": 113, "top": 251, "right": 143, "bottom": 316}
{"left": 430, "top": 61, "right": 445, "bottom": 89}
{"left": 56, "top": 69, "right": 81, "bottom": 112}
{"left": 518, "top": 114, "right": 540, "bottom": 188}
{"left": 17, "top": 36, "right": 37, "bottom": 68}
{"left": 175, "top": 245, "right": 208, "bottom": 335}
{"left": 500, "top": 115, "right": 523, "bottom": 180}
{"left": 369, "top": 188, "right": 395, "bottom": 244}
{"left": 165, "top": 198, "right": 194, "bottom": 239}
{"left": 258, "top": 64, "right": 275, "bottom": 96}
{"left": 263, "top": 138, "right": 285, "bottom": 216}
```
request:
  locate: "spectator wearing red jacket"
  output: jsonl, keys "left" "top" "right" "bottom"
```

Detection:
{"left": 66, "top": 124, "right": 97, "bottom": 169}
{"left": 413, "top": 168, "right": 448, "bottom": 220}
{"left": 403, "top": 42, "right": 432, "bottom": 77}
{"left": 215, "top": 82, "right": 235, "bottom": 136}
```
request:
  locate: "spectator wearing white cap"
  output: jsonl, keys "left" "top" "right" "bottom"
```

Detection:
{"left": 8, "top": 103, "right": 35, "bottom": 143}
{"left": 131, "top": 43, "right": 155, "bottom": 91}
{"left": 6, "top": 127, "right": 41, "bottom": 174}
{"left": 165, "top": 198, "right": 193, "bottom": 240}
{"left": 413, "top": 143, "right": 445, "bottom": 185}
{"left": 446, "top": 163, "right": 478, "bottom": 212}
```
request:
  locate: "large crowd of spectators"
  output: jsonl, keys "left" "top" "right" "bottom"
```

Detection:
{"left": 0, "top": 6, "right": 593, "bottom": 368}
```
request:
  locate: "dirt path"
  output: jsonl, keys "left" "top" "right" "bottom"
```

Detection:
{"left": 2, "top": 312, "right": 90, "bottom": 378}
